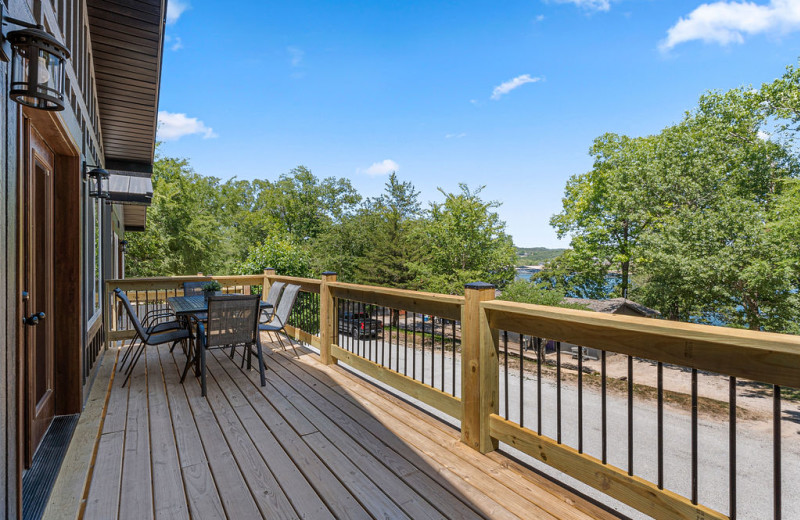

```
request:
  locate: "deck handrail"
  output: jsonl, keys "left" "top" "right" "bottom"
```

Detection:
{"left": 105, "top": 271, "right": 800, "bottom": 520}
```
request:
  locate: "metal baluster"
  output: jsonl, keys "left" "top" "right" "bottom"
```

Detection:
{"left": 602, "top": 350, "right": 607, "bottom": 464}
{"left": 381, "top": 306, "right": 386, "bottom": 367}
{"left": 691, "top": 368, "right": 698, "bottom": 503}
{"left": 433, "top": 316, "right": 437, "bottom": 387}
{"left": 774, "top": 385, "right": 781, "bottom": 520}
{"left": 412, "top": 312, "right": 417, "bottom": 381}
{"left": 658, "top": 361, "right": 664, "bottom": 489}
{"left": 504, "top": 330, "right": 509, "bottom": 419}
{"left": 578, "top": 345, "right": 583, "bottom": 454}
{"left": 421, "top": 314, "right": 426, "bottom": 385}
{"left": 440, "top": 318, "right": 445, "bottom": 392}
{"left": 520, "top": 333, "right": 524, "bottom": 428}
{"left": 557, "top": 341, "right": 562, "bottom": 444}
{"left": 451, "top": 320, "right": 457, "bottom": 397}
{"left": 404, "top": 311, "right": 408, "bottom": 376}
{"left": 730, "top": 376, "right": 737, "bottom": 520}
{"left": 536, "top": 337, "right": 542, "bottom": 434}
{"left": 629, "top": 355, "right": 634, "bottom": 476}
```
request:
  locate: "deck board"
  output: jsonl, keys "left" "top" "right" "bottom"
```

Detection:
{"left": 55, "top": 337, "right": 620, "bottom": 520}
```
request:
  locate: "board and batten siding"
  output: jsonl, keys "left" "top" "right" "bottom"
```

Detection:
{"left": 1, "top": 0, "right": 114, "bottom": 516}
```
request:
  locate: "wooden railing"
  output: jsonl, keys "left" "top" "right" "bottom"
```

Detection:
{"left": 105, "top": 272, "right": 800, "bottom": 520}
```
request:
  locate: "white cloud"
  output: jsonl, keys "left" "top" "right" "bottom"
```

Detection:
{"left": 491, "top": 74, "right": 542, "bottom": 100}
{"left": 157, "top": 111, "right": 217, "bottom": 141}
{"left": 660, "top": 0, "right": 800, "bottom": 51}
{"left": 166, "top": 0, "right": 190, "bottom": 25}
{"left": 288, "top": 46, "right": 304, "bottom": 67}
{"left": 363, "top": 159, "right": 399, "bottom": 176}
{"left": 445, "top": 133, "right": 467, "bottom": 139}
{"left": 535, "top": 14, "right": 546, "bottom": 22}
{"left": 552, "top": 0, "right": 612, "bottom": 12}
{"left": 757, "top": 129, "right": 771, "bottom": 140}
{"left": 165, "top": 35, "right": 183, "bottom": 51}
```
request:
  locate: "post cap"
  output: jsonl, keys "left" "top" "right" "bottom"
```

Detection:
{"left": 263, "top": 267, "right": 275, "bottom": 271}
{"left": 464, "top": 282, "right": 495, "bottom": 290}
{"left": 321, "top": 271, "right": 337, "bottom": 276}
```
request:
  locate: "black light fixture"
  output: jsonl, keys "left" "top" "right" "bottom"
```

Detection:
{"left": 0, "top": 6, "right": 69, "bottom": 111}
{"left": 85, "top": 163, "right": 111, "bottom": 199}
{"left": 120, "top": 240, "right": 128, "bottom": 254}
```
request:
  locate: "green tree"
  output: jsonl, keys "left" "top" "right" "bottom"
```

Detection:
{"left": 356, "top": 173, "right": 425, "bottom": 288}
{"left": 549, "top": 133, "right": 656, "bottom": 298}
{"left": 237, "top": 235, "right": 311, "bottom": 278}
{"left": 126, "top": 154, "right": 231, "bottom": 276}
{"left": 415, "top": 184, "right": 515, "bottom": 294}
{"left": 262, "top": 166, "right": 361, "bottom": 242}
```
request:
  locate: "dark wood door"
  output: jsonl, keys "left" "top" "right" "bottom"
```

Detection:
{"left": 21, "top": 120, "right": 56, "bottom": 466}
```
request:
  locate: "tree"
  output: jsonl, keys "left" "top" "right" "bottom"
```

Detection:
{"left": 550, "top": 133, "right": 656, "bottom": 298}
{"left": 356, "top": 173, "right": 424, "bottom": 288}
{"left": 237, "top": 235, "right": 311, "bottom": 278}
{"left": 261, "top": 166, "right": 361, "bottom": 242}
{"left": 126, "top": 154, "right": 231, "bottom": 276}
{"left": 415, "top": 184, "right": 516, "bottom": 294}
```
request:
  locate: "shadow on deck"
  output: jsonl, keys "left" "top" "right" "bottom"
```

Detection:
{"left": 44, "top": 336, "right": 620, "bottom": 519}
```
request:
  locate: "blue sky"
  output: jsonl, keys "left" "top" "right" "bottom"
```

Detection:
{"left": 156, "top": 0, "right": 800, "bottom": 248}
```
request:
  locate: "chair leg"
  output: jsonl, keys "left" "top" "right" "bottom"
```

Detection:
{"left": 255, "top": 338, "right": 267, "bottom": 387}
{"left": 122, "top": 343, "right": 147, "bottom": 387}
{"left": 180, "top": 346, "right": 194, "bottom": 383}
{"left": 200, "top": 345, "right": 207, "bottom": 397}
{"left": 282, "top": 328, "right": 300, "bottom": 357}
{"left": 118, "top": 333, "right": 140, "bottom": 371}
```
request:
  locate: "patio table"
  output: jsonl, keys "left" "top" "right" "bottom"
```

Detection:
{"left": 168, "top": 295, "right": 273, "bottom": 375}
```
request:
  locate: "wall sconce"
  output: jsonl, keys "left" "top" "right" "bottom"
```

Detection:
{"left": 85, "top": 164, "right": 111, "bottom": 199}
{"left": 120, "top": 240, "right": 128, "bottom": 254}
{"left": 1, "top": 6, "right": 70, "bottom": 111}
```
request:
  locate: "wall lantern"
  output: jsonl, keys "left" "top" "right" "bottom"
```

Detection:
{"left": 0, "top": 6, "right": 70, "bottom": 111}
{"left": 85, "top": 164, "right": 111, "bottom": 199}
{"left": 120, "top": 240, "right": 128, "bottom": 254}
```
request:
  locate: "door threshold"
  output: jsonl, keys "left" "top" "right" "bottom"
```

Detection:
{"left": 21, "top": 414, "right": 79, "bottom": 520}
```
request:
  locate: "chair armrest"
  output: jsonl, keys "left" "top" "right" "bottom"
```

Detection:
{"left": 142, "top": 311, "right": 176, "bottom": 327}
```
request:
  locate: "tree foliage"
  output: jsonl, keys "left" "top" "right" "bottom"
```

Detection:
{"left": 547, "top": 60, "right": 800, "bottom": 332}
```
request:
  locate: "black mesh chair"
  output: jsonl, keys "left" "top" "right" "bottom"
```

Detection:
{"left": 114, "top": 288, "right": 192, "bottom": 387}
{"left": 183, "top": 281, "right": 207, "bottom": 296}
{"left": 181, "top": 294, "right": 264, "bottom": 397}
{"left": 117, "top": 297, "right": 182, "bottom": 372}
{"left": 183, "top": 281, "right": 209, "bottom": 322}
{"left": 259, "top": 284, "right": 301, "bottom": 357}
{"left": 261, "top": 281, "right": 285, "bottom": 322}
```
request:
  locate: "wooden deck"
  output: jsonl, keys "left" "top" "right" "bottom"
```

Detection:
{"left": 46, "top": 337, "right": 619, "bottom": 520}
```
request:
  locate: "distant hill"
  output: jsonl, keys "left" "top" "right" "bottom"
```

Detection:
{"left": 515, "top": 247, "right": 567, "bottom": 266}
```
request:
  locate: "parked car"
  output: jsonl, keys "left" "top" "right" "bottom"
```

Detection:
{"left": 339, "top": 310, "right": 383, "bottom": 338}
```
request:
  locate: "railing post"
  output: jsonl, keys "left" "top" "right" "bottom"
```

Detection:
{"left": 262, "top": 268, "right": 275, "bottom": 301}
{"left": 320, "top": 271, "right": 338, "bottom": 365}
{"left": 461, "top": 282, "right": 498, "bottom": 453}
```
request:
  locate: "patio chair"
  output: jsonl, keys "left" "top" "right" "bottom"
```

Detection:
{"left": 259, "top": 283, "right": 301, "bottom": 357}
{"left": 260, "top": 281, "right": 285, "bottom": 322}
{"left": 117, "top": 296, "right": 183, "bottom": 372}
{"left": 181, "top": 294, "right": 265, "bottom": 397}
{"left": 182, "top": 280, "right": 209, "bottom": 323}
{"left": 114, "top": 288, "right": 192, "bottom": 387}
{"left": 183, "top": 281, "right": 207, "bottom": 296}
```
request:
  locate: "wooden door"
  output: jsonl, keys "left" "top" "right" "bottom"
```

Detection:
{"left": 20, "top": 120, "right": 56, "bottom": 466}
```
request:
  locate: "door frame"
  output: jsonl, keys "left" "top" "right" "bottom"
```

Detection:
{"left": 20, "top": 122, "right": 57, "bottom": 465}
{"left": 16, "top": 106, "right": 82, "bottom": 490}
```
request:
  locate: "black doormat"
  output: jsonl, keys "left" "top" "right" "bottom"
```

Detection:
{"left": 22, "top": 414, "right": 79, "bottom": 520}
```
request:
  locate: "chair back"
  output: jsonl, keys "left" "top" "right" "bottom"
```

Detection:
{"left": 183, "top": 281, "right": 207, "bottom": 296}
{"left": 265, "top": 282, "right": 285, "bottom": 308}
{"left": 273, "top": 284, "right": 301, "bottom": 326}
{"left": 114, "top": 289, "right": 148, "bottom": 340}
{"left": 205, "top": 294, "right": 261, "bottom": 348}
